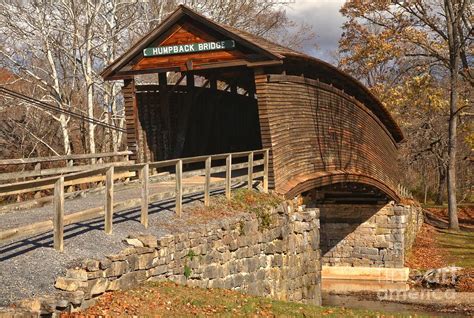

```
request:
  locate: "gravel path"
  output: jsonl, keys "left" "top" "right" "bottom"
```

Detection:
{"left": 0, "top": 175, "right": 218, "bottom": 231}
{"left": 0, "top": 176, "right": 237, "bottom": 306}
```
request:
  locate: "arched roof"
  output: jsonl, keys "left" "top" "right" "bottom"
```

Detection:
{"left": 101, "top": 4, "right": 403, "bottom": 143}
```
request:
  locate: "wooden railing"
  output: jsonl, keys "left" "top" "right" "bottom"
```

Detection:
{"left": 0, "top": 151, "right": 132, "bottom": 182}
{"left": 0, "top": 149, "right": 270, "bottom": 251}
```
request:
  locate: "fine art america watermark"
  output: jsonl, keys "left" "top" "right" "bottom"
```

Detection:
{"left": 375, "top": 268, "right": 461, "bottom": 302}
{"left": 377, "top": 288, "right": 456, "bottom": 301}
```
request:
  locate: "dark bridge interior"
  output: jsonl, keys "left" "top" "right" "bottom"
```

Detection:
{"left": 303, "top": 182, "right": 391, "bottom": 205}
{"left": 134, "top": 69, "right": 261, "bottom": 162}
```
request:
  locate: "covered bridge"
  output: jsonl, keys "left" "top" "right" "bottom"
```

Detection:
{"left": 101, "top": 5, "right": 404, "bottom": 205}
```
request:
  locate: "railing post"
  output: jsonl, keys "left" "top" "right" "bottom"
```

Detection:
{"left": 226, "top": 154, "right": 232, "bottom": 200}
{"left": 175, "top": 160, "right": 183, "bottom": 216}
{"left": 105, "top": 166, "right": 114, "bottom": 234}
{"left": 53, "top": 176, "right": 64, "bottom": 252}
{"left": 141, "top": 164, "right": 149, "bottom": 228}
{"left": 263, "top": 149, "right": 269, "bottom": 193}
{"left": 248, "top": 152, "right": 254, "bottom": 190}
{"left": 204, "top": 156, "right": 211, "bottom": 207}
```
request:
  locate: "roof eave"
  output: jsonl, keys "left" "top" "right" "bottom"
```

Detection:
{"left": 101, "top": 5, "right": 283, "bottom": 81}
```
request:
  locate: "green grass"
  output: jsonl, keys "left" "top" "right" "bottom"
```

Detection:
{"left": 83, "top": 281, "right": 434, "bottom": 317}
{"left": 437, "top": 229, "right": 474, "bottom": 268}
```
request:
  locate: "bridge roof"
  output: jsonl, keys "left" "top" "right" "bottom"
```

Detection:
{"left": 101, "top": 5, "right": 403, "bottom": 143}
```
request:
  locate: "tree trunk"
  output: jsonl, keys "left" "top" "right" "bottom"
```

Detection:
{"left": 59, "top": 114, "right": 71, "bottom": 155}
{"left": 445, "top": 0, "right": 460, "bottom": 230}
{"left": 447, "top": 75, "right": 459, "bottom": 230}
{"left": 436, "top": 165, "right": 446, "bottom": 205}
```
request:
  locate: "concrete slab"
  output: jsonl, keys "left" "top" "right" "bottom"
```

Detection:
{"left": 322, "top": 266, "right": 409, "bottom": 282}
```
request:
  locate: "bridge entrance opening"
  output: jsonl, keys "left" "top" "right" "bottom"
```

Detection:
{"left": 132, "top": 68, "right": 261, "bottom": 162}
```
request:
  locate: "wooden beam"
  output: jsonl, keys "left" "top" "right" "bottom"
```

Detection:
{"left": 226, "top": 154, "right": 232, "bottom": 200}
{"left": 53, "top": 176, "right": 64, "bottom": 252}
{"left": 204, "top": 156, "right": 211, "bottom": 207}
{"left": 105, "top": 167, "right": 114, "bottom": 234}
{"left": 140, "top": 164, "right": 149, "bottom": 228}
{"left": 263, "top": 149, "right": 269, "bottom": 193}
{"left": 159, "top": 72, "right": 170, "bottom": 159}
{"left": 0, "top": 151, "right": 131, "bottom": 166}
{"left": 175, "top": 160, "right": 183, "bottom": 216}
{"left": 248, "top": 152, "right": 254, "bottom": 190}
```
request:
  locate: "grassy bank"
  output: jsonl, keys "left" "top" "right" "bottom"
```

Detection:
{"left": 63, "top": 281, "right": 432, "bottom": 317}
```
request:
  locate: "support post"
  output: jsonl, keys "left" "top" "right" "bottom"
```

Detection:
{"left": 205, "top": 156, "right": 211, "bottom": 207}
{"left": 141, "top": 164, "right": 149, "bottom": 228}
{"left": 105, "top": 166, "right": 114, "bottom": 234}
{"left": 175, "top": 160, "right": 182, "bottom": 216}
{"left": 263, "top": 149, "right": 269, "bottom": 193}
{"left": 226, "top": 154, "right": 232, "bottom": 200}
{"left": 53, "top": 176, "right": 64, "bottom": 252}
{"left": 248, "top": 152, "right": 254, "bottom": 190}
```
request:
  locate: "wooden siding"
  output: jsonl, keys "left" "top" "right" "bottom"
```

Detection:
{"left": 255, "top": 74, "right": 400, "bottom": 200}
{"left": 122, "top": 79, "right": 140, "bottom": 162}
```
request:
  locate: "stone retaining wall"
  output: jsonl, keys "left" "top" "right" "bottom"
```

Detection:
{"left": 319, "top": 203, "right": 422, "bottom": 268}
{"left": 12, "top": 203, "right": 322, "bottom": 315}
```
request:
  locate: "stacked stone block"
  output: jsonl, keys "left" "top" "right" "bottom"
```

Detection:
{"left": 319, "top": 203, "right": 423, "bottom": 268}
{"left": 15, "top": 203, "right": 322, "bottom": 315}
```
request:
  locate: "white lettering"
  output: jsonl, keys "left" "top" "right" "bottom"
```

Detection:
{"left": 145, "top": 40, "right": 235, "bottom": 57}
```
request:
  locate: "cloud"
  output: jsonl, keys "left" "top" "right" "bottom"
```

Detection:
{"left": 286, "top": 0, "right": 346, "bottom": 63}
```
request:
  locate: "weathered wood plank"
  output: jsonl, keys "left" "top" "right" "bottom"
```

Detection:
{"left": 140, "top": 164, "right": 149, "bottom": 228}
{"left": 204, "top": 156, "right": 211, "bottom": 207}
{"left": 225, "top": 154, "right": 232, "bottom": 200}
{"left": 175, "top": 160, "right": 183, "bottom": 216}
{"left": 105, "top": 167, "right": 114, "bottom": 234}
{"left": 248, "top": 152, "right": 254, "bottom": 190}
{"left": 53, "top": 176, "right": 64, "bottom": 252}
{"left": 0, "top": 151, "right": 132, "bottom": 166}
{"left": 263, "top": 149, "right": 269, "bottom": 193}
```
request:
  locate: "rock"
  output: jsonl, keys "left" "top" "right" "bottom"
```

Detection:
{"left": 82, "top": 259, "right": 100, "bottom": 271}
{"left": 423, "top": 266, "right": 463, "bottom": 287}
{"left": 100, "top": 258, "right": 112, "bottom": 270}
{"left": 107, "top": 271, "right": 147, "bottom": 291}
{"left": 40, "top": 297, "right": 57, "bottom": 314}
{"left": 89, "top": 278, "right": 108, "bottom": 296}
{"left": 61, "top": 290, "right": 85, "bottom": 305}
{"left": 66, "top": 269, "right": 88, "bottom": 281}
{"left": 15, "top": 298, "right": 42, "bottom": 312}
{"left": 148, "top": 265, "right": 168, "bottom": 277}
{"left": 158, "top": 235, "right": 174, "bottom": 247}
{"left": 124, "top": 238, "right": 144, "bottom": 247}
{"left": 56, "top": 299, "right": 69, "bottom": 308}
{"left": 55, "top": 277, "right": 81, "bottom": 292}
{"left": 104, "top": 261, "right": 128, "bottom": 277}
{"left": 129, "top": 234, "right": 158, "bottom": 248}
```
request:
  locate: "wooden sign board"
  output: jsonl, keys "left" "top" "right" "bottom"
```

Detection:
{"left": 144, "top": 40, "right": 235, "bottom": 57}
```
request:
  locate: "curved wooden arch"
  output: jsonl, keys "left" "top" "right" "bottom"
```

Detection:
{"left": 281, "top": 170, "right": 400, "bottom": 202}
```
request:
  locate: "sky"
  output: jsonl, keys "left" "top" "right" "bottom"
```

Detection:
{"left": 286, "top": 0, "right": 347, "bottom": 63}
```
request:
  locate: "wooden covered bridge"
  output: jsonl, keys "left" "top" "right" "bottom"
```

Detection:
{"left": 1, "top": 6, "right": 412, "bottom": 264}
{"left": 102, "top": 5, "right": 404, "bottom": 204}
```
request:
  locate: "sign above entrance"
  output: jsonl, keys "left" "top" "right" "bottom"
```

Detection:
{"left": 144, "top": 40, "right": 236, "bottom": 57}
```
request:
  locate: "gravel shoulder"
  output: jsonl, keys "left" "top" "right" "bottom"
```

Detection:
{"left": 0, "top": 185, "right": 230, "bottom": 306}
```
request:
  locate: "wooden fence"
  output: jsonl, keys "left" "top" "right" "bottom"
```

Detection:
{"left": 0, "top": 151, "right": 132, "bottom": 182}
{"left": 0, "top": 149, "right": 270, "bottom": 251}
